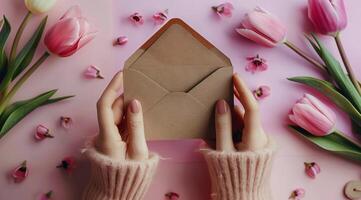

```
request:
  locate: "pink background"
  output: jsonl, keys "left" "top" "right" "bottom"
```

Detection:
{"left": 1, "top": 0, "right": 361, "bottom": 199}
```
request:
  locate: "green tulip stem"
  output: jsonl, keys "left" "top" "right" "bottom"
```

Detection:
{"left": 334, "top": 129, "right": 361, "bottom": 149}
{"left": 0, "top": 52, "right": 50, "bottom": 114}
{"left": 334, "top": 33, "right": 361, "bottom": 95}
{"left": 284, "top": 40, "right": 326, "bottom": 71}
{"left": 9, "top": 11, "right": 32, "bottom": 62}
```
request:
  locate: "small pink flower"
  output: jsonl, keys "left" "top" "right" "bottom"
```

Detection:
{"left": 12, "top": 161, "right": 29, "bottom": 183}
{"left": 253, "top": 85, "right": 271, "bottom": 100}
{"left": 129, "top": 12, "right": 144, "bottom": 25}
{"left": 57, "top": 157, "right": 76, "bottom": 174}
{"left": 40, "top": 190, "right": 53, "bottom": 200}
{"left": 60, "top": 116, "right": 73, "bottom": 129}
{"left": 289, "top": 188, "right": 305, "bottom": 200}
{"left": 212, "top": 2, "right": 234, "bottom": 17}
{"left": 165, "top": 192, "right": 180, "bottom": 200}
{"left": 114, "top": 36, "right": 128, "bottom": 46}
{"left": 304, "top": 162, "right": 321, "bottom": 178}
{"left": 153, "top": 10, "right": 168, "bottom": 25}
{"left": 84, "top": 65, "right": 104, "bottom": 79}
{"left": 35, "top": 125, "right": 53, "bottom": 141}
{"left": 246, "top": 55, "right": 268, "bottom": 73}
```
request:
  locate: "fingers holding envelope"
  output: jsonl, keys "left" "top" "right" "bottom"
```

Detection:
{"left": 215, "top": 74, "right": 268, "bottom": 152}
{"left": 96, "top": 71, "right": 148, "bottom": 161}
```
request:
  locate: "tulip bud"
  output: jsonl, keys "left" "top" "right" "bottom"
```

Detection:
{"left": 289, "top": 94, "right": 336, "bottom": 136}
{"left": 25, "top": 0, "right": 56, "bottom": 14}
{"left": 308, "top": 0, "right": 347, "bottom": 35}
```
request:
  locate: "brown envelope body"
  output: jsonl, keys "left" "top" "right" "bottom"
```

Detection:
{"left": 124, "top": 18, "right": 233, "bottom": 140}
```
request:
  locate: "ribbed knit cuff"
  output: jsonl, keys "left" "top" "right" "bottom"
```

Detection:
{"left": 82, "top": 146, "right": 159, "bottom": 200}
{"left": 202, "top": 137, "right": 277, "bottom": 200}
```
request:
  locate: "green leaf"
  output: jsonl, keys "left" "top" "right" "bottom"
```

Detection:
{"left": 289, "top": 125, "right": 361, "bottom": 162}
{"left": 311, "top": 34, "right": 361, "bottom": 113}
{"left": 12, "top": 16, "right": 47, "bottom": 80}
{"left": 45, "top": 95, "right": 75, "bottom": 105}
{"left": 288, "top": 76, "right": 361, "bottom": 127}
{"left": 0, "top": 16, "right": 11, "bottom": 80}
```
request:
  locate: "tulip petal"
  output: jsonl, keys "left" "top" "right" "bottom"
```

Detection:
{"left": 78, "top": 31, "right": 97, "bottom": 49}
{"left": 61, "top": 5, "right": 83, "bottom": 20}
{"left": 304, "top": 94, "right": 337, "bottom": 124}
{"left": 292, "top": 103, "right": 334, "bottom": 136}
{"left": 236, "top": 28, "right": 276, "bottom": 47}
{"left": 45, "top": 18, "right": 80, "bottom": 55}
{"left": 77, "top": 17, "right": 91, "bottom": 36}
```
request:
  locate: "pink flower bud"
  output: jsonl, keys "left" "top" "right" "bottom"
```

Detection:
{"left": 35, "top": 125, "right": 53, "bottom": 141}
{"left": 236, "top": 7, "right": 287, "bottom": 47}
{"left": 44, "top": 6, "right": 96, "bottom": 57}
{"left": 212, "top": 2, "right": 234, "bottom": 18}
{"left": 84, "top": 65, "right": 104, "bottom": 79}
{"left": 246, "top": 54, "right": 268, "bottom": 73}
{"left": 289, "top": 188, "right": 305, "bottom": 199}
{"left": 289, "top": 94, "right": 336, "bottom": 136}
{"left": 153, "top": 10, "right": 169, "bottom": 25}
{"left": 114, "top": 36, "right": 128, "bottom": 46}
{"left": 308, "top": 0, "right": 347, "bottom": 35}
{"left": 165, "top": 192, "right": 180, "bottom": 200}
{"left": 57, "top": 157, "right": 76, "bottom": 174}
{"left": 40, "top": 190, "right": 53, "bottom": 200}
{"left": 304, "top": 162, "right": 321, "bottom": 178}
{"left": 129, "top": 12, "right": 144, "bottom": 25}
{"left": 253, "top": 85, "right": 271, "bottom": 100}
{"left": 12, "top": 161, "right": 29, "bottom": 183}
{"left": 60, "top": 116, "right": 73, "bottom": 129}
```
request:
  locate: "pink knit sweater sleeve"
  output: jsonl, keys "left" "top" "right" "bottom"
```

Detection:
{"left": 81, "top": 144, "right": 159, "bottom": 200}
{"left": 202, "top": 137, "right": 277, "bottom": 200}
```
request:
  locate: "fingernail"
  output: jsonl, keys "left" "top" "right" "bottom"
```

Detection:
{"left": 130, "top": 99, "right": 140, "bottom": 113}
{"left": 216, "top": 100, "right": 228, "bottom": 114}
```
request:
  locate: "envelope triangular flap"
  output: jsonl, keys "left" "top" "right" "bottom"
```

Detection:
{"left": 124, "top": 18, "right": 232, "bottom": 92}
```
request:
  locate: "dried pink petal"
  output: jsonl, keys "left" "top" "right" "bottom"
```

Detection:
{"left": 289, "top": 188, "right": 305, "bottom": 199}
{"left": 245, "top": 54, "right": 268, "bottom": 73}
{"left": 165, "top": 192, "right": 180, "bottom": 200}
{"left": 129, "top": 12, "right": 144, "bottom": 25}
{"left": 57, "top": 157, "right": 76, "bottom": 174}
{"left": 304, "top": 162, "right": 321, "bottom": 178}
{"left": 60, "top": 116, "right": 73, "bottom": 129}
{"left": 153, "top": 10, "right": 168, "bottom": 25}
{"left": 114, "top": 36, "right": 128, "bottom": 46}
{"left": 212, "top": 2, "right": 234, "bottom": 17}
{"left": 253, "top": 85, "right": 271, "bottom": 100}
{"left": 84, "top": 65, "right": 104, "bottom": 79}
{"left": 35, "top": 125, "right": 53, "bottom": 141}
{"left": 40, "top": 190, "right": 53, "bottom": 200}
{"left": 12, "top": 160, "right": 28, "bottom": 183}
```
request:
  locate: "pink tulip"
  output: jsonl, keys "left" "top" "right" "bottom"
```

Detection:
{"left": 253, "top": 85, "right": 271, "bottom": 100}
{"left": 304, "top": 162, "right": 321, "bottom": 178}
{"left": 236, "top": 7, "right": 287, "bottom": 47}
{"left": 289, "top": 94, "right": 336, "bottom": 136}
{"left": 12, "top": 161, "right": 29, "bottom": 183}
{"left": 308, "top": 0, "right": 347, "bottom": 35}
{"left": 44, "top": 6, "right": 97, "bottom": 57}
{"left": 212, "top": 2, "right": 234, "bottom": 18}
{"left": 246, "top": 54, "right": 268, "bottom": 73}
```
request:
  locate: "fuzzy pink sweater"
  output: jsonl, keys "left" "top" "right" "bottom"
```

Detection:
{"left": 82, "top": 138, "right": 276, "bottom": 200}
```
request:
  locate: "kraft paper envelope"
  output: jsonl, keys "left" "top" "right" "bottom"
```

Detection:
{"left": 124, "top": 18, "right": 233, "bottom": 140}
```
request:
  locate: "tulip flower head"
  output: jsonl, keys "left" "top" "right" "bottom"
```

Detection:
{"left": 212, "top": 2, "right": 234, "bottom": 18}
{"left": 25, "top": 0, "right": 56, "bottom": 14}
{"left": 253, "top": 85, "right": 271, "bottom": 100}
{"left": 12, "top": 161, "right": 29, "bottom": 182}
{"left": 308, "top": 0, "right": 347, "bottom": 36}
{"left": 289, "top": 94, "right": 336, "bottom": 136}
{"left": 236, "top": 7, "right": 287, "bottom": 47}
{"left": 44, "top": 6, "right": 97, "bottom": 57}
{"left": 304, "top": 162, "right": 321, "bottom": 178}
{"left": 35, "top": 124, "right": 53, "bottom": 141}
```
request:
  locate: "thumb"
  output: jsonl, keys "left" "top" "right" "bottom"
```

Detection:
{"left": 126, "top": 99, "right": 149, "bottom": 160}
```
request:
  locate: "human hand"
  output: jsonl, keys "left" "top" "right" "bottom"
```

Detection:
{"left": 214, "top": 74, "right": 268, "bottom": 152}
{"left": 95, "top": 71, "right": 148, "bottom": 161}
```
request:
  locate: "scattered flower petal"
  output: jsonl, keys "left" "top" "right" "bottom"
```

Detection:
{"left": 12, "top": 161, "right": 28, "bottom": 183}
{"left": 114, "top": 36, "right": 128, "bottom": 46}
{"left": 57, "top": 157, "right": 76, "bottom": 174}
{"left": 165, "top": 192, "right": 179, "bottom": 200}
{"left": 289, "top": 188, "right": 305, "bottom": 199}
{"left": 40, "top": 190, "right": 53, "bottom": 200}
{"left": 153, "top": 10, "right": 169, "bottom": 25}
{"left": 60, "top": 116, "right": 73, "bottom": 129}
{"left": 304, "top": 162, "right": 321, "bottom": 178}
{"left": 253, "top": 85, "right": 271, "bottom": 100}
{"left": 246, "top": 54, "right": 268, "bottom": 73}
{"left": 35, "top": 125, "right": 53, "bottom": 141}
{"left": 212, "top": 2, "right": 234, "bottom": 17}
{"left": 129, "top": 12, "right": 144, "bottom": 25}
{"left": 84, "top": 65, "right": 104, "bottom": 79}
